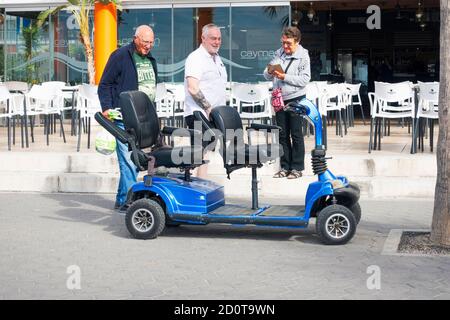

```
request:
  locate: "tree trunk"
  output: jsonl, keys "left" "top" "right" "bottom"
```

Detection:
{"left": 431, "top": 0, "right": 450, "bottom": 247}
{"left": 81, "top": 33, "right": 96, "bottom": 85}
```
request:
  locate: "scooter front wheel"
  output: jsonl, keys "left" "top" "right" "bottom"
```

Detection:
{"left": 126, "top": 199, "right": 166, "bottom": 239}
{"left": 316, "top": 204, "right": 356, "bottom": 245}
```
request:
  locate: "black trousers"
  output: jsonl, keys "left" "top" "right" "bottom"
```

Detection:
{"left": 275, "top": 96, "right": 305, "bottom": 171}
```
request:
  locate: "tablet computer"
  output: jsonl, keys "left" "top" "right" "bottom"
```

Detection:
{"left": 268, "top": 64, "right": 284, "bottom": 74}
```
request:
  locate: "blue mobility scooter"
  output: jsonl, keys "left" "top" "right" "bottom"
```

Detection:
{"left": 95, "top": 91, "right": 361, "bottom": 245}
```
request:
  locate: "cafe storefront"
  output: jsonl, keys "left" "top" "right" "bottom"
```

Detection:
{"left": 0, "top": 0, "right": 440, "bottom": 91}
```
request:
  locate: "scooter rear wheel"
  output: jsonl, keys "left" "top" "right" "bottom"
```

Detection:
{"left": 316, "top": 204, "right": 356, "bottom": 245}
{"left": 126, "top": 199, "right": 166, "bottom": 239}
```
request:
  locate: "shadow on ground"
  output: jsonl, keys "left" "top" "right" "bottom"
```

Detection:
{"left": 37, "top": 193, "right": 413, "bottom": 246}
{"left": 40, "top": 193, "right": 129, "bottom": 238}
{"left": 37, "top": 192, "right": 327, "bottom": 243}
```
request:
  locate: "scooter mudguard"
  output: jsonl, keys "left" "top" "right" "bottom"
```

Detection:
{"left": 128, "top": 175, "right": 225, "bottom": 216}
{"left": 304, "top": 180, "right": 334, "bottom": 219}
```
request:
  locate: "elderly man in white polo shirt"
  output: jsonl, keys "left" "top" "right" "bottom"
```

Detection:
{"left": 184, "top": 23, "right": 228, "bottom": 178}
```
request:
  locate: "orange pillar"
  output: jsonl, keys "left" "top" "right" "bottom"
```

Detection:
{"left": 94, "top": 2, "right": 117, "bottom": 84}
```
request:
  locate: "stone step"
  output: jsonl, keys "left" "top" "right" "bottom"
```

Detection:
{"left": 0, "top": 172, "right": 435, "bottom": 199}
{"left": 0, "top": 150, "right": 437, "bottom": 198}
{"left": 0, "top": 151, "right": 437, "bottom": 177}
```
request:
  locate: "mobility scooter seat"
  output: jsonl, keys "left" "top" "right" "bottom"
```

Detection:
{"left": 95, "top": 91, "right": 203, "bottom": 171}
{"left": 196, "top": 106, "right": 280, "bottom": 175}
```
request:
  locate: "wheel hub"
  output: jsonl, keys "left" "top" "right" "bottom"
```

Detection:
{"left": 132, "top": 209, "right": 154, "bottom": 232}
{"left": 326, "top": 214, "right": 350, "bottom": 239}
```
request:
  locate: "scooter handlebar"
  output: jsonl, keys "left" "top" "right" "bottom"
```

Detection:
{"left": 284, "top": 98, "right": 323, "bottom": 147}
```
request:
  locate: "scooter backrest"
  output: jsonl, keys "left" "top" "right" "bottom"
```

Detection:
{"left": 210, "top": 106, "right": 243, "bottom": 142}
{"left": 119, "top": 91, "right": 160, "bottom": 149}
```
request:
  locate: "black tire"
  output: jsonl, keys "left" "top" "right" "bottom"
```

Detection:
{"left": 349, "top": 202, "right": 362, "bottom": 225}
{"left": 125, "top": 199, "right": 165, "bottom": 239}
{"left": 316, "top": 204, "right": 356, "bottom": 245}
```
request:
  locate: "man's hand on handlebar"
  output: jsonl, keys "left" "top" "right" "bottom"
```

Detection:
{"left": 102, "top": 109, "right": 113, "bottom": 121}
{"left": 102, "top": 108, "right": 123, "bottom": 121}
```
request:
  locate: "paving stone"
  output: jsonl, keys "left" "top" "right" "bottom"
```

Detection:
{"left": 0, "top": 193, "right": 448, "bottom": 299}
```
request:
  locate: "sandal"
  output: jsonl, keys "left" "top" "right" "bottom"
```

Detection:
{"left": 287, "top": 169, "right": 302, "bottom": 179}
{"left": 273, "top": 169, "right": 290, "bottom": 178}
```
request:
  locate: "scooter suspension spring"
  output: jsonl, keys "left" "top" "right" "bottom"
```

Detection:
{"left": 311, "top": 155, "right": 328, "bottom": 175}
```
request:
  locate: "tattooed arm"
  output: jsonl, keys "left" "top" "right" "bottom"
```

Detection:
{"left": 186, "top": 76, "right": 212, "bottom": 111}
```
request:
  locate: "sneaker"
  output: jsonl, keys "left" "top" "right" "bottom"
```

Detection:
{"left": 114, "top": 201, "right": 121, "bottom": 210}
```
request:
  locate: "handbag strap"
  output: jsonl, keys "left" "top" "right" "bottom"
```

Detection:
{"left": 284, "top": 58, "right": 294, "bottom": 74}
{"left": 273, "top": 55, "right": 294, "bottom": 89}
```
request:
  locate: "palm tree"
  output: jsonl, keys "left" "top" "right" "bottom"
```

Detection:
{"left": 263, "top": 6, "right": 290, "bottom": 27}
{"left": 37, "top": 0, "right": 121, "bottom": 84}
{"left": 21, "top": 21, "right": 40, "bottom": 84}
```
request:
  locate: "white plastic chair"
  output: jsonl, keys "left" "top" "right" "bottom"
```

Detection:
{"left": 76, "top": 84, "right": 101, "bottom": 151}
{"left": 155, "top": 83, "right": 175, "bottom": 126}
{"left": 368, "top": 81, "right": 415, "bottom": 152}
{"left": 415, "top": 81, "right": 439, "bottom": 152}
{"left": 345, "top": 83, "right": 366, "bottom": 125}
{"left": 0, "top": 85, "right": 22, "bottom": 150}
{"left": 305, "top": 82, "right": 320, "bottom": 105}
{"left": 25, "top": 84, "right": 66, "bottom": 146}
{"left": 315, "top": 81, "right": 329, "bottom": 114}
{"left": 41, "top": 81, "right": 69, "bottom": 112}
{"left": 230, "top": 82, "right": 272, "bottom": 125}
{"left": 3, "top": 81, "right": 32, "bottom": 146}
{"left": 417, "top": 81, "right": 439, "bottom": 120}
{"left": 321, "top": 83, "right": 348, "bottom": 137}
{"left": 166, "top": 83, "right": 185, "bottom": 127}
{"left": 4, "top": 81, "right": 29, "bottom": 94}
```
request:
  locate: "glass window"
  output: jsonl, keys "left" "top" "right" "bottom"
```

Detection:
{"left": 5, "top": 11, "right": 50, "bottom": 83}
{"left": 231, "top": 5, "right": 289, "bottom": 83}
{"left": 172, "top": 8, "right": 194, "bottom": 83}
{"left": 0, "top": 10, "right": 4, "bottom": 82}
{"left": 53, "top": 11, "right": 89, "bottom": 84}
{"left": 173, "top": 7, "right": 230, "bottom": 83}
{"left": 297, "top": 12, "right": 328, "bottom": 81}
{"left": 118, "top": 8, "right": 172, "bottom": 82}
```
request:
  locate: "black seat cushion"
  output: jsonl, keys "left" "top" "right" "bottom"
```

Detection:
{"left": 150, "top": 145, "right": 204, "bottom": 168}
{"left": 132, "top": 145, "right": 204, "bottom": 170}
{"left": 224, "top": 143, "right": 278, "bottom": 165}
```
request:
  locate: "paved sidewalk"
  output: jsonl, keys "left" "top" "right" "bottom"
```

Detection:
{"left": 0, "top": 192, "right": 448, "bottom": 300}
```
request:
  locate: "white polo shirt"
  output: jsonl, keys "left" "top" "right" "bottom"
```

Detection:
{"left": 184, "top": 44, "right": 228, "bottom": 117}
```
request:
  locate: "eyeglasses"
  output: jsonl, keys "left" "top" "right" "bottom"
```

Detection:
{"left": 281, "top": 40, "right": 296, "bottom": 47}
{"left": 136, "top": 36, "right": 154, "bottom": 46}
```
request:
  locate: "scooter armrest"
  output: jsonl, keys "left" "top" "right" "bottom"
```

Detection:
{"left": 161, "top": 126, "right": 201, "bottom": 137}
{"left": 247, "top": 123, "right": 282, "bottom": 132}
{"left": 94, "top": 112, "right": 134, "bottom": 144}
